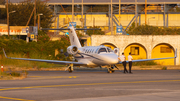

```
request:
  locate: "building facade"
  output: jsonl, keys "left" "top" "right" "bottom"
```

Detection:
{"left": 91, "top": 35, "right": 180, "bottom": 65}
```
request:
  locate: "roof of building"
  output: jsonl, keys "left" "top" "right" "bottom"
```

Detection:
{"left": 10, "top": 0, "right": 180, "bottom": 4}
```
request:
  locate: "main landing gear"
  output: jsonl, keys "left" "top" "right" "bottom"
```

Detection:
{"left": 65, "top": 64, "right": 74, "bottom": 73}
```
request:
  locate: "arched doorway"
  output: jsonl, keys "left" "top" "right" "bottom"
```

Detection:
{"left": 124, "top": 43, "right": 147, "bottom": 59}
{"left": 101, "top": 43, "right": 117, "bottom": 50}
{"left": 152, "top": 43, "right": 175, "bottom": 65}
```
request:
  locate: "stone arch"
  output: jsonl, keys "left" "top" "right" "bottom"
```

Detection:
{"left": 124, "top": 43, "right": 148, "bottom": 59}
{"left": 152, "top": 43, "right": 175, "bottom": 52}
{"left": 152, "top": 43, "right": 175, "bottom": 65}
{"left": 101, "top": 43, "right": 117, "bottom": 50}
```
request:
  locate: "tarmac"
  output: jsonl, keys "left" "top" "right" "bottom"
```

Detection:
{"left": 57, "top": 91, "right": 180, "bottom": 101}
{"left": 0, "top": 70, "right": 180, "bottom": 101}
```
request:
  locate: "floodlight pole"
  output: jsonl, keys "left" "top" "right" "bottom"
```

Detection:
{"left": 119, "top": 0, "right": 121, "bottom": 26}
{"left": 34, "top": 0, "right": 37, "bottom": 26}
{"left": 135, "top": 0, "right": 137, "bottom": 27}
{"left": 7, "top": 0, "right": 16, "bottom": 38}
{"left": 111, "top": 0, "right": 113, "bottom": 35}
{"left": 38, "top": 13, "right": 43, "bottom": 30}
{"left": 6, "top": 0, "right": 9, "bottom": 37}
{"left": 145, "top": 0, "right": 147, "bottom": 25}
{"left": 81, "top": 0, "right": 84, "bottom": 34}
{"left": 72, "top": 0, "right": 74, "bottom": 22}
{"left": 7, "top": 11, "right": 16, "bottom": 37}
{"left": 81, "top": 0, "right": 83, "bottom": 28}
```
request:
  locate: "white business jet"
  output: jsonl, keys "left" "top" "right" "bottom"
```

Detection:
{"left": 3, "top": 26, "right": 177, "bottom": 73}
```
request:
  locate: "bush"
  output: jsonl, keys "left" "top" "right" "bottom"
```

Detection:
{"left": 161, "top": 66, "right": 167, "bottom": 70}
{"left": 133, "top": 61, "right": 157, "bottom": 66}
{"left": 127, "top": 24, "right": 180, "bottom": 35}
{"left": 0, "top": 33, "right": 71, "bottom": 68}
{"left": 10, "top": 72, "right": 21, "bottom": 77}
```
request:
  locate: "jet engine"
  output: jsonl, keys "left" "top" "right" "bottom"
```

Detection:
{"left": 113, "top": 48, "right": 119, "bottom": 56}
{"left": 67, "top": 45, "right": 79, "bottom": 55}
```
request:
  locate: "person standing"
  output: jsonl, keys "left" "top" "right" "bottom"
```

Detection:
{"left": 128, "top": 52, "right": 133, "bottom": 73}
{"left": 118, "top": 53, "right": 128, "bottom": 73}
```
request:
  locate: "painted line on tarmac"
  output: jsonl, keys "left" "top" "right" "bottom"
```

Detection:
{"left": 29, "top": 76, "right": 42, "bottom": 78}
{"left": 0, "top": 96, "right": 34, "bottom": 101}
{"left": 29, "top": 76, "right": 79, "bottom": 80}
{"left": 0, "top": 79, "right": 180, "bottom": 91}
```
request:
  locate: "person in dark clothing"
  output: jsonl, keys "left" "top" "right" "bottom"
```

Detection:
{"left": 118, "top": 53, "right": 128, "bottom": 73}
{"left": 128, "top": 52, "right": 133, "bottom": 73}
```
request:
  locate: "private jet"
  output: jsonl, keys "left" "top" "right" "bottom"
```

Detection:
{"left": 3, "top": 26, "right": 177, "bottom": 73}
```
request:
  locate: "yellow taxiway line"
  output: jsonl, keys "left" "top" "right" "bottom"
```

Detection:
{"left": 29, "top": 76, "right": 79, "bottom": 80}
{"left": 0, "top": 79, "right": 180, "bottom": 91}
{"left": 0, "top": 96, "right": 35, "bottom": 101}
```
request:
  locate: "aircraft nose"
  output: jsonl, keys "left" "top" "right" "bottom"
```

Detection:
{"left": 108, "top": 56, "right": 119, "bottom": 64}
{"left": 101, "top": 54, "right": 119, "bottom": 64}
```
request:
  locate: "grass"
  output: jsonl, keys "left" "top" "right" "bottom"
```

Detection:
{"left": 0, "top": 71, "right": 23, "bottom": 80}
{"left": 140, "top": 66, "right": 152, "bottom": 68}
{"left": 161, "top": 66, "right": 167, "bottom": 70}
{"left": 133, "top": 61, "right": 157, "bottom": 66}
{"left": 0, "top": 53, "right": 66, "bottom": 69}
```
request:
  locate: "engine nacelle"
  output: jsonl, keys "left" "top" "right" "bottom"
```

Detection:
{"left": 113, "top": 48, "right": 119, "bottom": 56}
{"left": 67, "top": 45, "right": 79, "bottom": 55}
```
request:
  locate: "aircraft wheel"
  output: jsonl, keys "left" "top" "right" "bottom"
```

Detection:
{"left": 111, "top": 66, "right": 115, "bottom": 73}
{"left": 107, "top": 68, "right": 112, "bottom": 73}
{"left": 68, "top": 67, "right": 73, "bottom": 73}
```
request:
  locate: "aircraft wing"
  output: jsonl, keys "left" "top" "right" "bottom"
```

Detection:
{"left": 41, "top": 28, "right": 100, "bottom": 30}
{"left": 2, "top": 49, "right": 87, "bottom": 66}
{"left": 118, "top": 49, "right": 177, "bottom": 63}
{"left": 130, "top": 56, "right": 176, "bottom": 63}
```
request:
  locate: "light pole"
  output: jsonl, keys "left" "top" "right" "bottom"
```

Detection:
{"left": 38, "top": 13, "right": 43, "bottom": 30}
{"left": 148, "top": 17, "right": 155, "bottom": 25}
{"left": 7, "top": 10, "right": 16, "bottom": 37}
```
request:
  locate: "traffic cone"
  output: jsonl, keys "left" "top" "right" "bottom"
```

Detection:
{"left": 1, "top": 65, "right": 4, "bottom": 72}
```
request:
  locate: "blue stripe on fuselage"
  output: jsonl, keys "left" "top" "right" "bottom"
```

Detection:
{"left": 74, "top": 53, "right": 103, "bottom": 61}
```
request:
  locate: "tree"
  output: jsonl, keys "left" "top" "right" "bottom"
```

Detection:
{"left": 4, "top": 0, "right": 54, "bottom": 28}
{"left": 86, "top": 26, "right": 105, "bottom": 36}
{"left": 0, "top": 0, "right": 5, "bottom": 5}
{"left": 127, "top": 24, "right": 180, "bottom": 35}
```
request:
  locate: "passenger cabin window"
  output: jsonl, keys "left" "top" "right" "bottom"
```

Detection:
{"left": 107, "top": 48, "right": 113, "bottom": 52}
{"left": 98, "top": 48, "right": 107, "bottom": 54}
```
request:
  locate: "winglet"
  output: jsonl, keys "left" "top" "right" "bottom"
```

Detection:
{"left": 2, "top": 48, "right": 8, "bottom": 58}
{"left": 175, "top": 48, "right": 177, "bottom": 58}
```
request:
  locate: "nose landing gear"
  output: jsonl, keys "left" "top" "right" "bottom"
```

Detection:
{"left": 107, "top": 65, "right": 119, "bottom": 73}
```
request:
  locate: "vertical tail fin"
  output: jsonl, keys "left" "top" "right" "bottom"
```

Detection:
{"left": 68, "top": 26, "right": 82, "bottom": 48}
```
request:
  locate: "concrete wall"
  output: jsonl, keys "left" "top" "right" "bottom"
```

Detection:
{"left": 91, "top": 35, "right": 180, "bottom": 65}
{"left": 56, "top": 14, "right": 180, "bottom": 27}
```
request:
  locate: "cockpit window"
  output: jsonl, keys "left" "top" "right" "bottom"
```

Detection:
{"left": 107, "top": 48, "right": 113, "bottom": 52}
{"left": 95, "top": 48, "right": 99, "bottom": 53}
{"left": 98, "top": 48, "right": 107, "bottom": 54}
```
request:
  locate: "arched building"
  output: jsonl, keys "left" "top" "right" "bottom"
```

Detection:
{"left": 91, "top": 35, "right": 180, "bottom": 65}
